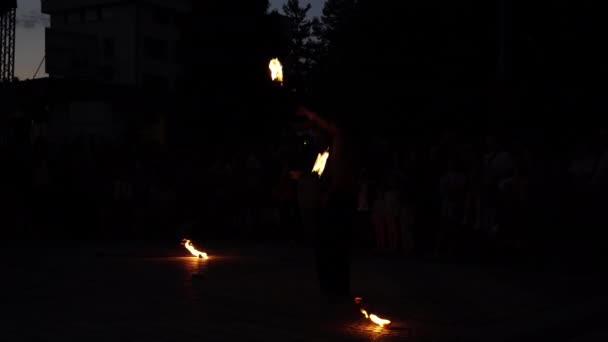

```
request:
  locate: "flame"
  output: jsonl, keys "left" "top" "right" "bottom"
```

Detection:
{"left": 356, "top": 298, "right": 392, "bottom": 329}
{"left": 369, "top": 314, "right": 392, "bottom": 328}
{"left": 360, "top": 308, "right": 370, "bottom": 319}
{"left": 183, "top": 239, "right": 209, "bottom": 259}
{"left": 269, "top": 58, "right": 284, "bottom": 84}
{"left": 312, "top": 149, "right": 330, "bottom": 177}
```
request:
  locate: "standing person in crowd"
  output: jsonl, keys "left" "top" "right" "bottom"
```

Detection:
{"left": 481, "top": 134, "right": 513, "bottom": 237}
{"left": 384, "top": 171, "right": 401, "bottom": 252}
{"left": 355, "top": 168, "right": 373, "bottom": 249}
{"left": 371, "top": 183, "right": 387, "bottom": 251}
{"left": 591, "top": 127, "right": 608, "bottom": 190}
{"left": 437, "top": 152, "right": 469, "bottom": 258}
{"left": 588, "top": 127, "right": 608, "bottom": 259}
{"left": 398, "top": 146, "right": 418, "bottom": 256}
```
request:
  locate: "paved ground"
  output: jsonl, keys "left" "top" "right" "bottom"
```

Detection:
{"left": 1, "top": 242, "right": 607, "bottom": 341}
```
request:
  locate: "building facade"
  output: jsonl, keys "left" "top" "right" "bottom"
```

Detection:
{"left": 42, "top": 0, "right": 190, "bottom": 91}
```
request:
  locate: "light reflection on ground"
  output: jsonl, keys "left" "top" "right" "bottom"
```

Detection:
{"left": 2, "top": 245, "right": 412, "bottom": 341}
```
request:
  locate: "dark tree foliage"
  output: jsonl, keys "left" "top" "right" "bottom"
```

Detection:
{"left": 306, "top": 0, "right": 608, "bottom": 133}
{"left": 281, "top": 0, "right": 313, "bottom": 88}
{"left": 309, "top": 0, "right": 498, "bottom": 135}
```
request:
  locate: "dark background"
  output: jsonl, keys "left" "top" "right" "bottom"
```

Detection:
{"left": 1, "top": 0, "right": 607, "bottom": 265}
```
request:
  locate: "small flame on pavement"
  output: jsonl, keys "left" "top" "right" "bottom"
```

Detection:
{"left": 369, "top": 313, "right": 392, "bottom": 328}
{"left": 183, "top": 239, "right": 209, "bottom": 259}
{"left": 269, "top": 58, "right": 284, "bottom": 85}
{"left": 312, "top": 149, "right": 330, "bottom": 177}
{"left": 355, "top": 297, "right": 392, "bottom": 328}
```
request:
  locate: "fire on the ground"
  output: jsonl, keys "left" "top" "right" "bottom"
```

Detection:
{"left": 183, "top": 239, "right": 209, "bottom": 259}
{"left": 355, "top": 297, "right": 392, "bottom": 328}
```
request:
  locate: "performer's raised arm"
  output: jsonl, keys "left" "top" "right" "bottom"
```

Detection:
{"left": 296, "top": 107, "right": 338, "bottom": 137}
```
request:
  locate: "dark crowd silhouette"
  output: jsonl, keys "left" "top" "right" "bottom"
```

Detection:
{"left": 2, "top": 119, "right": 607, "bottom": 268}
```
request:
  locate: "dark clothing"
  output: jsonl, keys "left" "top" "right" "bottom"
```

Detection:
{"left": 315, "top": 190, "right": 355, "bottom": 299}
{"left": 314, "top": 126, "right": 356, "bottom": 299}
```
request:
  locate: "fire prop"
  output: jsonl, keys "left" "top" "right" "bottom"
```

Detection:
{"left": 269, "top": 58, "right": 284, "bottom": 85}
{"left": 312, "top": 149, "right": 330, "bottom": 177}
{"left": 354, "top": 297, "right": 392, "bottom": 328}
{"left": 182, "top": 239, "right": 209, "bottom": 259}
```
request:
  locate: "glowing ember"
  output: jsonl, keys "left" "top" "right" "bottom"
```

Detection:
{"left": 355, "top": 297, "right": 392, "bottom": 328}
{"left": 269, "top": 58, "right": 284, "bottom": 84}
{"left": 183, "top": 239, "right": 209, "bottom": 259}
{"left": 312, "top": 149, "right": 330, "bottom": 177}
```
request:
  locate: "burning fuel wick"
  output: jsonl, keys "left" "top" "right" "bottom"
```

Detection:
{"left": 182, "top": 239, "right": 209, "bottom": 259}
{"left": 312, "top": 149, "right": 330, "bottom": 177}
{"left": 269, "top": 58, "right": 284, "bottom": 85}
{"left": 354, "top": 297, "right": 392, "bottom": 328}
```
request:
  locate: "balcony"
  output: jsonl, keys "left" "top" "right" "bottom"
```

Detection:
{"left": 42, "top": 0, "right": 117, "bottom": 14}
{"left": 42, "top": 0, "right": 191, "bottom": 14}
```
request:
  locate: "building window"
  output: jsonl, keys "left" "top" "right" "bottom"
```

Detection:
{"left": 175, "top": 39, "right": 186, "bottom": 63}
{"left": 71, "top": 53, "right": 88, "bottom": 69}
{"left": 104, "top": 38, "right": 115, "bottom": 58}
{"left": 100, "top": 66, "right": 116, "bottom": 81}
{"left": 67, "top": 12, "right": 80, "bottom": 24}
{"left": 144, "top": 37, "right": 169, "bottom": 61}
{"left": 85, "top": 9, "right": 97, "bottom": 22}
{"left": 154, "top": 10, "right": 170, "bottom": 26}
{"left": 176, "top": 76, "right": 188, "bottom": 92}
{"left": 101, "top": 7, "right": 114, "bottom": 21}
{"left": 143, "top": 74, "right": 169, "bottom": 91}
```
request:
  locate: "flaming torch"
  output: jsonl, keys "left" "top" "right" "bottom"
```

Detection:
{"left": 182, "top": 239, "right": 209, "bottom": 259}
{"left": 354, "top": 297, "right": 392, "bottom": 329}
{"left": 312, "top": 148, "right": 330, "bottom": 177}
{"left": 269, "top": 58, "right": 284, "bottom": 85}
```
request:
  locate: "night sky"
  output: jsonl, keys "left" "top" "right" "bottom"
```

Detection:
{"left": 14, "top": 0, "right": 325, "bottom": 80}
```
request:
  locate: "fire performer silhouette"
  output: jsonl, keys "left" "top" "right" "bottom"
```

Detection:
{"left": 296, "top": 106, "right": 356, "bottom": 305}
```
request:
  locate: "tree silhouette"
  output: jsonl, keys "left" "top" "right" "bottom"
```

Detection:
{"left": 303, "top": 1, "right": 499, "bottom": 135}
{"left": 307, "top": 0, "right": 359, "bottom": 111}
{"left": 281, "top": 0, "right": 313, "bottom": 88}
{"left": 316, "top": 0, "right": 357, "bottom": 50}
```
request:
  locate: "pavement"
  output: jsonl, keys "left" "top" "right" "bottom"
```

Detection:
{"left": 1, "top": 241, "right": 607, "bottom": 341}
